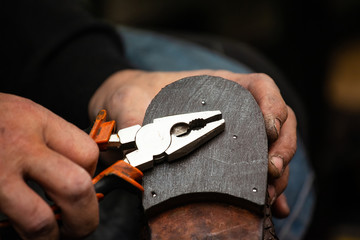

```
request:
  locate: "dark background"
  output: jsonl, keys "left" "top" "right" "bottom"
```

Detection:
{"left": 89, "top": 0, "right": 360, "bottom": 238}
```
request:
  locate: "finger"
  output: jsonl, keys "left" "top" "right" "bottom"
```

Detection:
{"left": 25, "top": 147, "right": 98, "bottom": 239}
{"left": 268, "top": 165, "right": 289, "bottom": 204}
{"left": 272, "top": 193, "right": 290, "bottom": 218}
{"left": 42, "top": 110, "right": 99, "bottom": 175}
{"left": 0, "top": 176, "right": 58, "bottom": 240}
{"left": 268, "top": 106, "right": 297, "bottom": 178}
{"left": 245, "top": 74, "right": 288, "bottom": 143}
{"left": 213, "top": 72, "right": 286, "bottom": 143}
{"left": 203, "top": 71, "right": 288, "bottom": 143}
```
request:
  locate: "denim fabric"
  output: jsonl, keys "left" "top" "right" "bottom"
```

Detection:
{"left": 118, "top": 26, "right": 315, "bottom": 240}
{"left": 119, "top": 27, "right": 252, "bottom": 73}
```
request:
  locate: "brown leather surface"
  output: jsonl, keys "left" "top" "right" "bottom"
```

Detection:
{"left": 149, "top": 202, "right": 263, "bottom": 240}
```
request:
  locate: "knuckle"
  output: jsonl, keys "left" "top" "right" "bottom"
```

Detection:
{"left": 249, "top": 73, "right": 273, "bottom": 83}
{"left": 248, "top": 73, "right": 282, "bottom": 96}
{"left": 0, "top": 177, "right": 17, "bottom": 197}
{"left": 67, "top": 219, "right": 99, "bottom": 239}
{"left": 106, "top": 87, "right": 134, "bottom": 112}
{"left": 287, "top": 106, "right": 296, "bottom": 123}
{"left": 62, "top": 170, "right": 94, "bottom": 202}
{"left": 87, "top": 141, "right": 100, "bottom": 162}
{"left": 107, "top": 86, "right": 150, "bottom": 129}
{"left": 21, "top": 214, "right": 56, "bottom": 239}
{"left": 79, "top": 138, "right": 99, "bottom": 171}
{"left": 107, "top": 88, "right": 125, "bottom": 110}
{"left": 283, "top": 103, "right": 290, "bottom": 116}
{"left": 108, "top": 86, "right": 139, "bottom": 109}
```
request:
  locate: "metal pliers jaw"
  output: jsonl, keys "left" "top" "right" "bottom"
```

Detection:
{"left": 107, "top": 111, "right": 225, "bottom": 171}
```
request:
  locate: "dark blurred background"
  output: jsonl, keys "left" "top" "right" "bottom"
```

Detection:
{"left": 88, "top": 0, "right": 360, "bottom": 239}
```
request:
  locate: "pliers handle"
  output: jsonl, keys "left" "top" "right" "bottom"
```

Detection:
{"left": 89, "top": 109, "right": 144, "bottom": 194}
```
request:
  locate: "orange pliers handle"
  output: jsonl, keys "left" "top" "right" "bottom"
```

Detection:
{"left": 89, "top": 109, "right": 115, "bottom": 151}
{"left": 90, "top": 110, "right": 144, "bottom": 195}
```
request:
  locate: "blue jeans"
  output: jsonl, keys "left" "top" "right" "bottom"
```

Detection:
{"left": 118, "top": 26, "right": 315, "bottom": 240}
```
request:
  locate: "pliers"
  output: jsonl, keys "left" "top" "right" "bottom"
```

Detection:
{"left": 91, "top": 109, "right": 225, "bottom": 196}
{"left": 0, "top": 109, "right": 225, "bottom": 227}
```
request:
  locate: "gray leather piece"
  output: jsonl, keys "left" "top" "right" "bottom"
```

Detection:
{"left": 142, "top": 75, "right": 268, "bottom": 216}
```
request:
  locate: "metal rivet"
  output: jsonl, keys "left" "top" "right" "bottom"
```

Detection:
{"left": 252, "top": 188, "right": 258, "bottom": 193}
{"left": 151, "top": 191, "right": 157, "bottom": 198}
{"left": 233, "top": 135, "right": 238, "bottom": 139}
{"left": 201, "top": 100, "right": 206, "bottom": 105}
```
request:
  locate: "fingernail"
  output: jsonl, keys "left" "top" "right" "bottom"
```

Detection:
{"left": 268, "top": 185, "right": 277, "bottom": 205}
{"left": 272, "top": 156, "right": 284, "bottom": 175}
{"left": 265, "top": 117, "right": 279, "bottom": 143}
{"left": 274, "top": 118, "right": 282, "bottom": 137}
{"left": 269, "top": 156, "right": 284, "bottom": 178}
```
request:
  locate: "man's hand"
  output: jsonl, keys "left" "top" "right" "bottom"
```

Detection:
{"left": 0, "top": 93, "right": 99, "bottom": 239}
{"left": 89, "top": 69, "right": 296, "bottom": 218}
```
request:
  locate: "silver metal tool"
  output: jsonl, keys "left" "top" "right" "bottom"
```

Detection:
{"left": 107, "top": 110, "right": 225, "bottom": 171}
